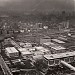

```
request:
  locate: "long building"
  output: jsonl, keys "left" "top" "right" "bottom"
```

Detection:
{"left": 44, "top": 51, "right": 75, "bottom": 66}
{"left": 5, "top": 47, "right": 19, "bottom": 58}
{"left": 43, "top": 42, "right": 66, "bottom": 54}
{"left": 51, "top": 39, "right": 65, "bottom": 44}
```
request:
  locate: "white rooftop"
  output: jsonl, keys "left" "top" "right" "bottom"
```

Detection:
{"left": 21, "top": 51, "right": 32, "bottom": 55}
{"left": 43, "top": 42, "right": 66, "bottom": 50}
{"left": 51, "top": 46, "right": 66, "bottom": 50}
{"left": 28, "top": 48, "right": 35, "bottom": 51}
{"left": 44, "top": 51, "right": 75, "bottom": 60}
{"left": 33, "top": 55, "right": 43, "bottom": 60}
{"left": 43, "top": 42, "right": 55, "bottom": 46}
{"left": 52, "top": 39, "right": 65, "bottom": 43}
{"left": 34, "top": 51, "right": 44, "bottom": 55}
{"left": 6, "top": 47, "right": 18, "bottom": 53}
{"left": 18, "top": 48, "right": 27, "bottom": 52}
{"left": 35, "top": 46, "right": 49, "bottom": 52}
{"left": 58, "top": 37, "right": 67, "bottom": 41}
{"left": 35, "top": 46, "right": 44, "bottom": 50}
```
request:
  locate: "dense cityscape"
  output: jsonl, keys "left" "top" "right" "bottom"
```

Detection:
{"left": 0, "top": 0, "right": 75, "bottom": 75}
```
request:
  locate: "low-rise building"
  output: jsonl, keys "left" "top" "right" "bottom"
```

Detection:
{"left": 5, "top": 47, "right": 19, "bottom": 58}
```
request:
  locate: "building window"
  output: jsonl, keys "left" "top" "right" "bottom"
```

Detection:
{"left": 49, "top": 60, "right": 54, "bottom": 65}
{"left": 70, "top": 56, "right": 74, "bottom": 62}
{"left": 64, "top": 57, "right": 69, "bottom": 63}
{"left": 55, "top": 59, "right": 60, "bottom": 65}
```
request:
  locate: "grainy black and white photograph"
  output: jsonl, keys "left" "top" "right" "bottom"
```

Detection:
{"left": 0, "top": 0, "right": 75, "bottom": 75}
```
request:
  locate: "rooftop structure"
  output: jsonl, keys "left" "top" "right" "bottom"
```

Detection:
{"left": 44, "top": 51, "right": 75, "bottom": 60}
{"left": 5, "top": 47, "right": 18, "bottom": 53}
{"left": 5, "top": 47, "right": 19, "bottom": 57}
{"left": 21, "top": 51, "right": 32, "bottom": 55}
{"left": 18, "top": 48, "right": 28, "bottom": 52}
{"left": 19, "top": 42, "right": 32, "bottom": 48}
{"left": 58, "top": 36, "right": 67, "bottom": 41}
{"left": 43, "top": 42, "right": 56, "bottom": 46}
{"left": 52, "top": 39, "right": 65, "bottom": 44}
{"left": 34, "top": 51, "right": 44, "bottom": 56}
{"left": 43, "top": 42, "right": 66, "bottom": 50}
{"left": 35, "top": 46, "right": 49, "bottom": 52}
{"left": 51, "top": 46, "right": 66, "bottom": 51}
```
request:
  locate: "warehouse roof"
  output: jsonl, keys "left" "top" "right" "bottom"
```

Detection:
{"left": 43, "top": 42, "right": 55, "bottom": 46}
{"left": 5, "top": 47, "right": 18, "bottom": 53}
{"left": 52, "top": 39, "right": 65, "bottom": 43}
{"left": 44, "top": 51, "right": 75, "bottom": 60}
{"left": 18, "top": 48, "right": 27, "bottom": 52}
{"left": 21, "top": 51, "right": 32, "bottom": 55}
{"left": 35, "top": 46, "right": 49, "bottom": 52}
{"left": 51, "top": 46, "right": 66, "bottom": 50}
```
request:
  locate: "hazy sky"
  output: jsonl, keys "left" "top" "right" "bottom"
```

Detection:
{"left": 0, "top": 0, "right": 74, "bottom": 13}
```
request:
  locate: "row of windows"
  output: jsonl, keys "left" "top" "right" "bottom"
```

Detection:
{"left": 5, "top": 51, "right": 19, "bottom": 58}
{"left": 51, "top": 40, "right": 65, "bottom": 44}
{"left": 0, "top": 30, "right": 19, "bottom": 34}
{"left": 13, "top": 52, "right": 19, "bottom": 56}
{"left": 44, "top": 56, "right": 75, "bottom": 66}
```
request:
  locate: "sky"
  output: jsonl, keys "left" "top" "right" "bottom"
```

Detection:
{"left": 0, "top": 0, "right": 74, "bottom": 13}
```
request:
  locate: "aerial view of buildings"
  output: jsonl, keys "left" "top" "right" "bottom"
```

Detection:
{"left": 0, "top": 0, "right": 75, "bottom": 75}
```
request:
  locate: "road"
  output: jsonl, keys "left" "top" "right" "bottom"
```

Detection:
{"left": 0, "top": 54, "right": 13, "bottom": 75}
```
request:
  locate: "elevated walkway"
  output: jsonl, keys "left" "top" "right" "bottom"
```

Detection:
{"left": 61, "top": 60, "right": 75, "bottom": 71}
